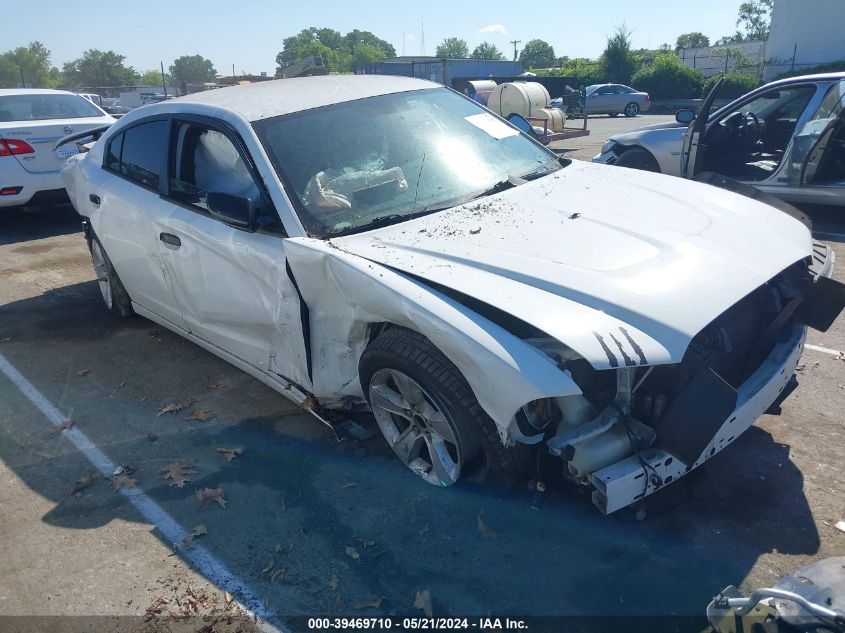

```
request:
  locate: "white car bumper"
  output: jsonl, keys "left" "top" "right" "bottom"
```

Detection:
{"left": 0, "top": 161, "right": 66, "bottom": 208}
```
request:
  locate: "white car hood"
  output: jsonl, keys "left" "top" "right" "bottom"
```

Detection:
{"left": 331, "top": 161, "right": 812, "bottom": 369}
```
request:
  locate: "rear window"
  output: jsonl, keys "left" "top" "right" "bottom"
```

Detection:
{"left": 106, "top": 120, "right": 170, "bottom": 190}
{"left": 0, "top": 94, "right": 103, "bottom": 122}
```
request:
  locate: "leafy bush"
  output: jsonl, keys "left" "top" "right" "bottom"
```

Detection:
{"left": 775, "top": 59, "right": 845, "bottom": 79}
{"left": 701, "top": 72, "right": 760, "bottom": 99}
{"left": 630, "top": 52, "right": 704, "bottom": 99}
{"left": 535, "top": 64, "right": 604, "bottom": 87}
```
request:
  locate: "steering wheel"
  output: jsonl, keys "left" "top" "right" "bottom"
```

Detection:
{"left": 736, "top": 111, "right": 763, "bottom": 156}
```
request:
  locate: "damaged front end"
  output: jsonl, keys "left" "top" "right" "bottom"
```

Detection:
{"left": 529, "top": 242, "right": 845, "bottom": 514}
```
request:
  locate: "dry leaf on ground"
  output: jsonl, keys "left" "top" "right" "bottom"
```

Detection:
{"left": 75, "top": 368, "right": 90, "bottom": 377}
{"left": 159, "top": 462, "right": 197, "bottom": 488}
{"left": 345, "top": 546, "right": 360, "bottom": 560}
{"left": 112, "top": 474, "right": 137, "bottom": 491}
{"left": 70, "top": 470, "right": 98, "bottom": 495}
{"left": 156, "top": 402, "right": 183, "bottom": 417}
{"left": 183, "top": 524, "right": 208, "bottom": 549}
{"left": 216, "top": 447, "right": 243, "bottom": 462}
{"left": 414, "top": 589, "right": 433, "bottom": 617}
{"left": 477, "top": 513, "right": 497, "bottom": 539}
{"left": 185, "top": 409, "right": 214, "bottom": 421}
{"left": 224, "top": 592, "right": 234, "bottom": 605}
{"left": 207, "top": 383, "right": 225, "bottom": 390}
{"left": 354, "top": 596, "right": 383, "bottom": 610}
{"left": 197, "top": 486, "right": 227, "bottom": 509}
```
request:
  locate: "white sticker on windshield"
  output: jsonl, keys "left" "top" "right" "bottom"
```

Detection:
{"left": 465, "top": 113, "right": 519, "bottom": 140}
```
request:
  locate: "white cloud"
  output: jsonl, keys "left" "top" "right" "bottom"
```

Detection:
{"left": 477, "top": 24, "right": 507, "bottom": 35}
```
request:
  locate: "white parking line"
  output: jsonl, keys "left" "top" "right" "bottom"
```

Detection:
{"left": 0, "top": 352, "right": 286, "bottom": 632}
{"left": 804, "top": 343, "right": 844, "bottom": 357}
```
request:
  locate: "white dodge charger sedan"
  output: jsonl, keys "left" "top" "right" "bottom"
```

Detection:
{"left": 0, "top": 89, "right": 113, "bottom": 208}
{"left": 62, "top": 76, "right": 844, "bottom": 514}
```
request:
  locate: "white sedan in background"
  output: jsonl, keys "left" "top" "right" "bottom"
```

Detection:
{"left": 62, "top": 76, "right": 844, "bottom": 514}
{"left": 0, "top": 89, "right": 113, "bottom": 208}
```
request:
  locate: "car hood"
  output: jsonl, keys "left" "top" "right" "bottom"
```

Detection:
{"left": 610, "top": 120, "right": 685, "bottom": 142}
{"left": 331, "top": 161, "right": 812, "bottom": 369}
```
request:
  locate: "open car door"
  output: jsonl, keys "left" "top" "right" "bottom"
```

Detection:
{"left": 680, "top": 77, "right": 724, "bottom": 179}
{"left": 786, "top": 79, "right": 845, "bottom": 200}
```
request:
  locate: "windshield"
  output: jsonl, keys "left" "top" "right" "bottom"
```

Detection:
{"left": 253, "top": 87, "right": 561, "bottom": 237}
{"left": 0, "top": 94, "right": 103, "bottom": 122}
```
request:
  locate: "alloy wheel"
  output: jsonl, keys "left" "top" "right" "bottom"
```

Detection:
{"left": 369, "top": 368, "right": 463, "bottom": 486}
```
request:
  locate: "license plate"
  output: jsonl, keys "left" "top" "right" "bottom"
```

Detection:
{"left": 56, "top": 143, "right": 79, "bottom": 159}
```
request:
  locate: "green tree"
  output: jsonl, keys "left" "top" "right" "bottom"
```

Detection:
{"left": 352, "top": 43, "right": 387, "bottom": 67}
{"left": 139, "top": 69, "right": 172, "bottom": 89}
{"left": 600, "top": 25, "right": 638, "bottom": 84}
{"left": 519, "top": 39, "right": 556, "bottom": 69}
{"left": 63, "top": 50, "right": 138, "bottom": 88}
{"left": 0, "top": 41, "right": 55, "bottom": 88}
{"left": 435, "top": 37, "right": 469, "bottom": 59}
{"left": 470, "top": 42, "right": 504, "bottom": 60}
{"left": 170, "top": 55, "right": 216, "bottom": 93}
{"left": 737, "top": 0, "right": 772, "bottom": 40}
{"left": 629, "top": 52, "right": 704, "bottom": 99}
{"left": 675, "top": 32, "right": 710, "bottom": 49}
{"left": 344, "top": 30, "right": 396, "bottom": 58}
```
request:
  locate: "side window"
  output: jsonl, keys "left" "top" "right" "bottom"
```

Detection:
{"left": 106, "top": 132, "right": 123, "bottom": 171}
{"left": 170, "top": 122, "right": 262, "bottom": 213}
{"left": 106, "top": 120, "right": 169, "bottom": 190}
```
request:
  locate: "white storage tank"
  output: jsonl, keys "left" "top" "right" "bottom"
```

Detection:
{"left": 488, "top": 82, "right": 551, "bottom": 119}
{"left": 530, "top": 106, "right": 566, "bottom": 133}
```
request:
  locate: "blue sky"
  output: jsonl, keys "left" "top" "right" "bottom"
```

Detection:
{"left": 6, "top": 0, "right": 744, "bottom": 75}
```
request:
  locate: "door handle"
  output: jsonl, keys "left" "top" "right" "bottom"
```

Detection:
{"left": 159, "top": 232, "right": 181, "bottom": 247}
{"left": 89, "top": 193, "right": 100, "bottom": 205}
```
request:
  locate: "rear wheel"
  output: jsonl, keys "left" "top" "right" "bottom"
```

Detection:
{"left": 89, "top": 235, "right": 133, "bottom": 317}
{"left": 624, "top": 102, "right": 639, "bottom": 117}
{"left": 613, "top": 147, "right": 660, "bottom": 172}
{"left": 359, "top": 327, "right": 529, "bottom": 487}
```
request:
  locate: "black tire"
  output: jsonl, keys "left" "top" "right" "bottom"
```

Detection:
{"left": 608, "top": 112, "right": 620, "bottom": 117}
{"left": 359, "top": 327, "right": 530, "bottom": 487}
{"left": 613, "top": 147, "right": 660, "bottom": 172}
{"left": 88, "top": 233, "right": 134, "bottom": 317}
{"left": 624, "top": 102, "right": 639, "bottom": 117}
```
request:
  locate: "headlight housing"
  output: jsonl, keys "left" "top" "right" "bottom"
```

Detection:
{"left": 600, "top": 140, "right": 618, "bottom": 155}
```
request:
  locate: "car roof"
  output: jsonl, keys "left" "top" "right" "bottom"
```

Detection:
{"left": 166, "top": 75, "right": 440, "bottom": 122}
{"left": 0, "top": 88, "right": 79, "bottom": 96}
{"left": 763, "top": 71, "right": 845, "bottom": 89}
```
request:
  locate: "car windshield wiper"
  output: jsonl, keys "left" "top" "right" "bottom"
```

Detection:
{"left": 326, "top": 213, "right": 410, "bottom": 237}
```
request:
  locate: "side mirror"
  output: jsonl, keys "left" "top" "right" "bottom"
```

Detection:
{"left": 207, "top": 191, "right": 256, "bottom": 230}
{"left": 676, "top": 109, "right": 696, "bottom": 124}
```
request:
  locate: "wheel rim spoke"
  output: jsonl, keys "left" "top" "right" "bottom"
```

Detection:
{"left": 419, "top": 401, "right": 456, "bottom": 443}
{"left": 425, "top": 434, "right": 459, "bottom": 485}
{"left": 369, "top": 383, "right": 412, "bottom": 421}
{"left": 391, "top": 425, "right": 425, "bottom": 463}
{"left": 392, "top": 371, "right": 425, "bottom": 406}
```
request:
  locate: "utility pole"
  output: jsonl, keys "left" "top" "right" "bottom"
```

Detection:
{"left": 232, "top": 63, "right": 236, "bottom": 78}
{"left": 160, "top": 61, "right": 167, "bottom": 98}
{"left": 510, "top": 40, "right": 522, "bottom": 62}
{"left": 19, "top": 66, "right": 25, "bottom": 88}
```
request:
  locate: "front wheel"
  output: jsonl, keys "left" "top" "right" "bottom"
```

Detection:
{"left": 89, "top": 235, "right": 134, "bottom": 317}
{"left": 359, "top": 328, "right": 529, "bottom": 487}
{"left": 624, "top": 102, "right": 639, "bottom": 117}
{"left": 613, "top": 147, "right": 660, "bottom": 172}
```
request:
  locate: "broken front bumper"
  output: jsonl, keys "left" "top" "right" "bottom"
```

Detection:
{"left": 590, "top": 321, "right": 806, "bottom": 514}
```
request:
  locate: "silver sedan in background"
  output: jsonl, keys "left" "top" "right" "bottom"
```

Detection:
{"left": 584, "top": 84, "right": 651, "bottom": 117}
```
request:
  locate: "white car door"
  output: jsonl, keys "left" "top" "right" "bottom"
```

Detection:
{"left": 92, "top": 117, "right": 187, "bottom": 329}
{"left": 152, "top": 116, "right": 312, "bottom": 389}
